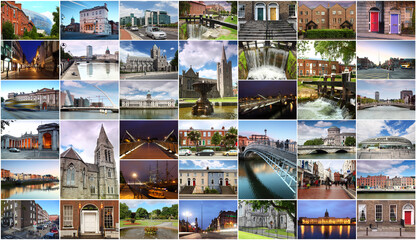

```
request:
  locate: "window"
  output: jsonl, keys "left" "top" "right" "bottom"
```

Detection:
{"left": 299, "top": 18, "right": 303, "bottom": 23}
{"left": 104, "top": 207, "right": 113, "bottom": 228}
{"left": 299, "top": 26, "right": 303, "bottom": 30}
{"left": 203, "top": 132, "right": 206, "bottom": 137}
{"left": 316, "top": 19, "right": 320, "bottom": 23}
{"left": 350, "top": 10, "right": 354, "bottom": 15}
{"left": 321, "top": 11, "right": 325, "bottom": 15}
{"left": 322, "top": 19, "right": 325, "bottom": 23}
{"left": 82, "top": 169, "right": 86, "bottom": 188}
{"left": 338, "top": 18, "right": 342, "bottom": 23}
{"left": 63, "top": 206, "right": 73, "bottom": 228}
{"left": 182, "top": 140, "right": 186, "bottom": 145}
{"left": 305, "top": 11, "right": 309, "bottom": 16}
{"left": 107, "top": 169, "right": 112, "bottom": 178}
{"left": 201, "top": 179, "right": 204, "bottom": 184}
{"left": 316, "top": 11, "right": 320, "bottom": 15}
{"left": 238, "top": 4, "right": 245, "bottom": 18}
{"left": 376, "top": 204, "right": 383, "bottom": 222}
{"left": 300, "top": 63, "right": 303, "bottom": 66}
{"left": 66, "top": 164, "right": 75, "bottom": 186}
{"left": 338, "top": 11, "right": 342, "bottom": 15}
{"left": 306, "top": 63, "right": 309, "bottom": 66}
{"left": 358, "top": 204, "right": 366, "bottom": 222}
{"left": 300, "top": 11, "right": 303, "bottom": 15}
{"left": 289, "top": 5, "right": 296, "bottom": 17}
{"left": 332, "top": 11, "right": 336, "bottom": 15}
{"left": 208, "top": 132, "right": 211, "bottom": 137}
{"left": 350, "top": 18, "right": 354, "bottom": 24}
{"left": 184, "top": 132, "right": 187, "bottom": 137}
{"left": 180, "top": 179, "right": 182, "bottom": 184}
{"left": 313, "top": 63, "right": 316, "bottom": 67}
{"left": 389, "top": 205, "right": 397, "bottom": 222}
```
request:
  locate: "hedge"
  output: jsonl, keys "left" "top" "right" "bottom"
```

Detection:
{"left": 305, "top": 29, "right": 355, "bottom": 39}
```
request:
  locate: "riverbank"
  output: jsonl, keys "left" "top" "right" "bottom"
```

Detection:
{"left": 2, "top": 180, "right": 59, "bottom": 187}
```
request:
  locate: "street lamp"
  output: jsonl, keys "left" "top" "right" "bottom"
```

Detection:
{"left": 183, "top": 211, "right": 192, "bottom": 232}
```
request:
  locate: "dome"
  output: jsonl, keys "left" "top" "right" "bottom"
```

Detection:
{"left": 23, "top": 9, "right": 53, "bottom": 34}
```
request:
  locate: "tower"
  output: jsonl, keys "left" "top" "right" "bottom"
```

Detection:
{"left": 217, "top": 45, "right": 233, "bottom": 98}
{"left": 375, "top": 91, "right": 380, "bottom": 101}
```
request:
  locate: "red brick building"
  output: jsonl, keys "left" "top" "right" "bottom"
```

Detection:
{"left": 298, "top": 59, "right": 355, "bottom": 76}
{"left": 187, "top": 1, "right": 206, "bottom": 15}
{"left": 180, "top": 126, "right": 230, "bottom": 147}
{"left": 49, "top": 215, "right": 59, "bottom": 222}
{"left": 1, "top": 1, "right": 34, "bottom": 37}
{"left": 60, "top": 200, "right": 119, "bottom": 239}
{"left": 334, "top": 172, "right": 341, "bottom": 182}
{"left": 358, "top": 175, "right": 388, "bottom": 189}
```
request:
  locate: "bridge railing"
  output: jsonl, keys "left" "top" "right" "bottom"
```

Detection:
{"left": 120, "top": 141, "right": 143, "bottom": 156}
{"left": 248, "top": 140, "right": 297, "bottom": 154}
{"left": 156, "top": 141, "right": 178, "bottom": 154}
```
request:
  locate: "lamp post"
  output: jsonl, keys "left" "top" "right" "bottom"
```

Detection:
{"left": 183, "top": 211, "right": 192, "bottom": 232}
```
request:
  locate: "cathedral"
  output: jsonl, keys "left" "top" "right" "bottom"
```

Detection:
{"left": 60, "top": 125, "right": 118, "bottom": 199}
{"left": 180, "top": 45, "right": 233, "bottom": 98}
{"left": 121, "top": 44, "right": 170, "bottom": 72}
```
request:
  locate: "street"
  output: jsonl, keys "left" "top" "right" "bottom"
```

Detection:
{"left": 1, "top": 224, "right": 56, "bottom": 239}
{"left": 358, "top": 68, "right": 415, "bottom": 79}
{"left": 121, "top": 72, "right": 178, "bottom": 79}
{"left": 61, "top": 31, "right": 119, "bottom": 40}
{"left": 1, "top": 68, "right": 58, "bottom": 80}
{"left": 1, "top": 149, "right": 59, "bottom": 160}
{"left": 180, "top": 231, "right": 237, "bottom": 239}
{"left": 358, "top": 32, "right": 415, "bottom": 40}
{"left": 120, "top": 27, "right": 178, "bottom": 40}
{"left": 2, "top": 109, "right": 59, "bottom": 120}
{"left": 298, "top": 185, "right": 353, "bottom": 199}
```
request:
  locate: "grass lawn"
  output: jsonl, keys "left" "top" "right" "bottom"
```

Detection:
{"left": 120, "top": 219, "right": 177, "bottom": 228}
{"left": 172, "top": 221, "right": 179, "bottom": 227}
{"left": 239, "top": 231, "right": 274, "bottom": 239}
{"left": 181, "top": 97, "right": 237, "bottom": 103}
{"left": 216, "top": 16, "right": 237, "bottom": 40}
{"left": 266, "top": 229, "right": 295, "bottom": 237}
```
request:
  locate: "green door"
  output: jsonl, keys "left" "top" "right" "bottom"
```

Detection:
{"left": 257, "top": 8, "right": 264, "bottom": 20}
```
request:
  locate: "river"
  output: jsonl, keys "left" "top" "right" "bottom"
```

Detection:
{"left": 2, "top": 182, "right": 59, "bottom": 199}
{"left": 358, "top": 105, "right": 414, "bottom": 119}
{"left": 298, "top": 225, "right": 356, "bottom": 239}
{"left": 121, "top": 109, "right": 178, "bottom": 119}
{"left": 298, "top": 152, "right": 356, "bottom": 159}
{"left": 298, "top": 98, "right": 348, "bottom": 119}
{"left": 77, "top": 62, "right": 119, "bottom": 80}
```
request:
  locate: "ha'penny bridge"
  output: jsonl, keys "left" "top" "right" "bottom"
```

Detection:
{"left": 242, "top": 140, "right": 297, "bottom": 195}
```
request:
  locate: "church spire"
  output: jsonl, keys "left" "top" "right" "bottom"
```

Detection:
{"left": 222, "top": 44, "right": 226, "bottom": 61}
{"left": 97, "top": 124, "right": 113, "bottom": 148}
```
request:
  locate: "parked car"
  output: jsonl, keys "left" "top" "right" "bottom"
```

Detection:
{"left": 146, "top": 26, "right": 167, "bottom": 39}
{"left": 42, "top": 232, "right": 58, "bottom": 239}
{"left": 50, "top": 227, "right": 58, "bottom": 234}
{"left": 37, "top": 225, "right": 46, "bottom": 230}
{"left": 222, "top": 149, "right": 238, "bottom": 156}
{"left": 130, "top": 26, "right": 139, "bottom": 31}
{"left": 179, "top": 149, "right": 192, "bottom": 156}
{"left": 9, "top": 148, "right": 20, "bottom": 152}
{"left": 195, "top": 149, "right": 215, "bottom": 156}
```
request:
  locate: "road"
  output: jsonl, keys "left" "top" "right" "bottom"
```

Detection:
{"left": 121, "top": 27, "right": 178, "bottom": 40}
{"left": 121, "top": 72, "right": 178, "bottom": 79}
{"left": 121, "top": 142, "right": 178, "bottom": 159}
{"left": 358, "top": 68, "right": 415, "bottom": 79}
{"left": 61, "top": 31, "right": 119, "bottom": 39}
{"left": 298, "top": 185, "right": 352, "bottom": 199}
{"left": 180, "top": 231, "right": 237, "bottom": 239}
{"left": 1, "top": 149, "right": 59, "bottom": 160}
{"left": 1, "top": 68, "right": 58, "bottom": 80}
{"left": 2, "top": 109, "right": 59, "bottom": 120}
{"left": 1, "top": 224, "right": 55, "bottom": 239}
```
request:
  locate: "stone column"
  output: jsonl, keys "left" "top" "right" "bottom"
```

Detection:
{"left": 52, "top": 130, "right": 58, "bottom": 151}
{"left": 38, "top": 133, "right": 43, "bottom": 150}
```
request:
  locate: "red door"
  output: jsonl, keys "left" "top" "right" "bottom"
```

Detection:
{"left": 193, "top": 180, "right": 195, "bottom": 186}
{"left": 370, "top": 12, "right": 379, "bottom": 32}
{"left": 226, "top": 180, "right": 229, "bottom": 186}
{"left": 405, "top": 211, "right": 411, "bottom": 225}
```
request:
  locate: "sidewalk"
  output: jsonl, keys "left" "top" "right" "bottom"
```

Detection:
{"left": 358, "top": 32, "right": 415, "bottom": 40}
{"left": 120, "top": 29, "right": 142, "bottom": 40}
{"left": 61, "top": 62, "right": 81, "bottom": 80}
{"left": 358, "top": 231, "right": 415, "bottom": 239}
{"left": 298, "top": 185, "right": 352, "bottom": 199}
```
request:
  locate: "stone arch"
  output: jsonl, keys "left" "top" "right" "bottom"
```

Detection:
{"left": 42, "top": 133, "right": 52, "bottom": 149}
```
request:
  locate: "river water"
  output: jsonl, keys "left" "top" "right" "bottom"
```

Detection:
{"left": 77, "top": 62, "right": 119, "bottom": 80}
{"left": 358, "top": 192, "right": 415, "bottom": 199}
{"left": 298, "top": 98, "right": 347, "bottom": 120}
{"left": 61, "top": 111, "right": 118, "bottom": 119}
{"left": 240, "top": 102, "right": 296, "bottom": 119}
{"left": 298, "top": 225, "right": 356, "bottom": 239}
{"left": 2, "top": 182, "right": 59, "bottom": 199}
{"left": 245, "top": 47, "right": 289, "bottom": 80}
{"left": 121, "top": 109, "right": 178, "bottom": 119}
{"left": 358, "top": 105, "right": 415, "bottom": 119}
{"left": 298, "top": 153, "right": 356, "bottom": 159}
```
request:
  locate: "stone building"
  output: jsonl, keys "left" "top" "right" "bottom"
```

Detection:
{"left": 179, "top": 167, "right": 237, "bottom": 194}
{"left": 180, "top": 45, "right": 233, "bottom": 98}
{"left": 357, "top": 1, "right": 415, "bottom": 35}
{"left": 239, "top": 200, "right": 295, "bottom": 234}
{"left": 323, "top": 126, "right": 356, "bottom": 146}
{"left": 32, "top": 41, "right": 59, "bottom": 75}
{"left": 60, "top": 125, "right": 118, "bottom": 199}
{"left": 60, "top": 200, "right": 119, "bottom": 239}
{"left": 299, "top": 209, "right": 351, "bottom": 225}
{"left": 122, "top": 44, "right": 170, "bottom": 72}
{"left": 64, "top": 17, "right": 80, "bottom": 32}
{"left": 357, "top": 200, "right": 415, "bottom": 232}
{"left": 120, "top": 90, "right": 175, "bottom": 108}
{"left": 1, "top": 200, "right": 37, "bottom": 230}
{"left": 298, "top": 2, "right": 356, "bottom": 31}
{"left": 1, "top": 1, "right": 34, "bottom": 37}
{"left": 80, "top": 3, "right": 111, "bottom": 35}
{"left": 7, "top": 87, "right": 59, "bottom": 110}
{"left": 95, "top": 47, "right": 119, "bottom": 62}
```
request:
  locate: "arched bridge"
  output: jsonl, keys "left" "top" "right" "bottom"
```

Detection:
{"left": 243, "top": 141, "right": 297, "bottom": 194}
{"left": 298, "top": 145, "right": 355, "bottom": 155}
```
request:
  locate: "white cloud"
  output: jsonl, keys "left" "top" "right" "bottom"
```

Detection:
{"left": 120, "top": 42, "right": 149, "bottom": 63}
{"left": 120, "top": 4, "right": 144, "bottom": 18}
{"left": 62, "top": 81, "right": 83, "bottom": 88}
{"left": 314, "top": 121, "right": 332, "bottom": 128}
{"left": 357, "top": 120, "right": 415, "bottom": 143}
{"left": 41, "top": 11, "right": 54, "bottom": 24}
{"left": 358, "top": 160, "right": 413, "bottom": 177}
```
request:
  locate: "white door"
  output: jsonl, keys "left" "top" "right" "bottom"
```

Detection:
{"left": 84, "top": 212, "right": 97, "bottom": 233}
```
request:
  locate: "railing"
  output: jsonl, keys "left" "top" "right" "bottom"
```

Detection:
{"left": 155, "top": 141, "right": 178, "bottom": 154}
{"left": 239, "top": 226, "right": 295, "bottom": 239}
{"left": 60, "top": 59, "right": 74, "bottom": 75}
{"left": 120, "top": 141, "right": 143, "bottom": 156}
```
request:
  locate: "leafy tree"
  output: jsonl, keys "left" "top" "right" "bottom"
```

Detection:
{"left": 170, "top": 50, "right": 178, "bottom": 70}
{"left": 187, "top": 130, "right": 201, "bottom": 151}
{"left": 314, "top": 41, "right": 356, "bottom": 65}
{"left": 136, "top": 207, "right": 149, "bottom": 219}
{"left": 151, "top": 209, "right": 161, "bottom": 218}
{"left": 211, "top": 132, "right": 222, "bottom": 149}
{"left": 223, "top": 127, "right": 237, "bottom": 149}
{"left": 2, "top": 22, "right": 15, "bottom": 39}
{"left": 126, "top": 23, "right": 132, "bottom": 28}
{"left": 120, "top": 203, "right": 131, "bottom": 219}
{"left": 303, "top": 138, "right": 324, "bottom": 146}
{"left": 28, "top": 26, "right": 39, "bottom": 39}
{"left": 179, "top": 1, "right": 191, "bottom": 16}
{"left": 345, "top": 137, "right": 356, "bottom": 147}
{"left": 297, "top": 41, "right": 311, "bottom": 59}
{"left": 227, "top": 1, "right": 237, "bottom": 14}
{"left": 50, "top": 6, "right": 60, "bottom": 37}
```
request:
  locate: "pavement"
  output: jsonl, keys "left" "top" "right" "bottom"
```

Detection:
{"left": 61, "top": 62, "right": 81, "bottom": 80}
{"left": 2, "top": 225, "right": 55, "bottom": 239}
{"left": 61, "top": 31, "right": 119, "bottom": 40}
{"left": 121, "top": 142, "right": 178, "bottom": 159}
{"left": 357, "top": 231, "right": 415, "bottom": 239}
{"left": 358, "top": 32, "right": 415, "bottom": 40}
{"left": 180, "top": 194, "right": 237, "bottom": 199}
{"left": 1, "top": 149, "right": 59, "bottom": 160}
{"left": 120, "top": 27, "right": 178, "bottom": 40}
{"left": 121, "top": 71, "right": 178, "bottom": 80}
{"left": 358, "top": 68, "right": 415, "bottom": 79}
{"left": 298, "top": 185, "right": 353, "bottom": 199}
{"left": 358, "top": 149, "right": 415, "bottom": 159}
{"left": 1, "top": 109, "right": 59, "bottom": 120}
{"left": 1, "top": 68, "right": 58, "bottom": 80}
{"left": 180, "top": 231, "right": 237, "bottom": 239}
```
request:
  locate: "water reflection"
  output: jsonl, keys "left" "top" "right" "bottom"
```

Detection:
{"left": 78, "top": 62, "right": 119, "bottom": 80}
{"left": 121, "top": 109, "right": 178, "bottom": 120}
{"left": 239, "top": 102, "right": 296, "bottom": 119}
{"left": 2, "top": 182, "right": 59, "bottom": 199}
{"left": 358, "top": 105, "right": 415, "bottom": 119}
{"left": 298, "top": 225, "right": 355, "bottom": 239}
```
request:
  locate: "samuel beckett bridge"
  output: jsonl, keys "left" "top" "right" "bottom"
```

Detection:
{"left": 242, "top": 139, "right": 297, "bottom": 194}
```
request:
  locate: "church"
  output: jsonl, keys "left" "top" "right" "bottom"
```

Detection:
{"left": 60, "top": 125, "right": 118, "bottom": 199}
{"left": 180, "top": 45, "right": 233, "bottom": 99}
{"left": 121, "top": 44, "right": 170, "bottom": 72}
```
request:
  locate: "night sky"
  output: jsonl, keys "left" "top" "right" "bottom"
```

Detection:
{"left": 298, "top": 200, "right": 356, "bottom": 219}
{"left": 120, "top": 121, "right": 178, "bottom": 141}
{"left": 18, "top": 41, "right": 43, "bottom": 64}
{"left": 120, "top": 160, "right": 178, "bottom": 182}
{"left": 238, "top": 81, "right": 296, "bottom": 98}
{"left": 179, "top": 200, "right": 237, "bottom": 230}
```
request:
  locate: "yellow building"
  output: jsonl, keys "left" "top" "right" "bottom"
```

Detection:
{"left": 299, "top": 209, "right": 352, "bottom": 225}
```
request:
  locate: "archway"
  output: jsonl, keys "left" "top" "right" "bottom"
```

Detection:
{"left": 268, "top": 3, "right": 279, "bottom": 20}
{"left": 335, "top": 149, "right": 348, "bottom": 153}
{"left": 42, "top": 102, "right": 47, "bottom": 110}
{"left": 42, "top": 133, "right": 52, "bottom": 149}
{"left": 80, "top": 204, "right": 99, "bottom": 234}
{"left": 402, "top": 203, "right": 414, "bottom": 225}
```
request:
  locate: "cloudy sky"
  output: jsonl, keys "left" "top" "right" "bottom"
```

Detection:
{"left": 120, "top": 41, "right": 177, "bottom": 63}
{"left": 120, "top": 81, "right": 178, "bottom": 100}
{"left": 179, "top": 160, "right": 237, "bottom": 170}
{"left": 239, "top": 121, "right": 297, "bottom": 142}
{"left": 19, "top": 1, "right": 59, "bottom": 25}
{"left": 61, "top": 81, "right": 119, "bottom": 107}
{"left": 61, "top": 1, "right": 119, "bottom": 25}
{"left": 61, "top": 40, "right": 119, "bottom": 57}
{"left": 2, "top": 120, "right": 58, "bottom": 137}
{"left": 298, "top": 120, "right": 356, "bottom": 145}
{"left": 179, "top": 120, "right": 236, "bottom": 130}
{"left": 120, "top": 199, "right": 178, "bottom": 212}
{"left": 60, "top": 121, "right": 119, "bottom": 169}
{"left": 357, "top": 80, "right": 414, "bottom": 100}
{"left": 1, "top": 81, "right": 59, "bottom": 101}
{"left": 357, "top": 160, "right": 415, "bottom": 178}
{"left": 179, "top": 41, "right": 238, "bottom": 85}
{"left": 312, "top": 160, "right": 348, "bottom": 174}
{"left": 357, "top": 120, "right": 415, "bottom": 143}
{"left": 120, "top": 1, "right": 178, "bottom": 22}
{"left": 357, "top": 41, "right": 415, "bottom": 63}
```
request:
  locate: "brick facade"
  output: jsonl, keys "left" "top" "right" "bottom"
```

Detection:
{"left": 298, "top": 59, "right": 355, "bottom": 76}
{"left": 1, "top": 1, "right": 34, "bottom": 37}
{"left": 188, "top": 1, "right": 206, "bottom": 15}
{"left": 180, "top": 126, "right": 228, "bottom": 147}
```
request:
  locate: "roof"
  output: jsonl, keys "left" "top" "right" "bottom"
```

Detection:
{"left": 299, "top": 1, "right": 355, "bottom": 9}
{"left": 61, "top": 147, "right": 83, "bottom": 161}
{"left": 86, "top": 163, "right": 99, "bottom": 172}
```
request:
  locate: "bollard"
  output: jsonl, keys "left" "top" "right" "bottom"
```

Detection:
{"left": 366, "top": 227, "right": 368, "bottom": 236}
{"left": 400, "top": 227, "right": 402, "bottom": 236}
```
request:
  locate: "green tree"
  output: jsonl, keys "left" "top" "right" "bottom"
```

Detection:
{"left": 151, "top": 209, "right": 161, "bottom": 218}
{"left": 297, "top": 41, "right": 311, "bottom": 59}
{"left": 170, "top": 50, "right": 178, "bottom": 70}
{"left": 179, "top": 1, "right": 191, "bottom": 16}
{"left": 2, "top": 22, "right": 15, "bottom": 39}
{"left": 345, "top": 137, "right": 356, "bottom": 147}
{"left": 28, "top": 26, "right": 39, "bottom": 39}
{"left": 120, "top": 203, "right": 131, "bottom": 219}
{"left": 135, "top": 208, "right": 149, "bottom": 219}
{"left": 187, "top": 130, "right": 201, "bottom": 151}
{"left": 303, "top": 138, "right": 324, "bottom": 146}
{"left": 211, "top": 132, "right": 222, "bottom": 149}
{"left": 50, "top": 6, "right": 60, "bottom": 37}
{"left": 227, "top": 1, "right": 237, "bottom": 14}
{"left": 314, "top": 41, "right": 356, "bottom": 65}
{"left": 223, "top": 127, "right": 238, "bottom": 149}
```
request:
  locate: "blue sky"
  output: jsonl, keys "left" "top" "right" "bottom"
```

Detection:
{"left": 120, "top": 81, "right": 178, "bottom": 100}
{"left": 61, "top": 81, "right": 119, "bottom": 107}
{"left": 239, "top": 120, "right": 297, "bottom": 142}
{"left": 298, "top": 120, "right": 356, "bottom": 145}
{"left": 121, "top": 200, "right": 178, "bottom": 212}
{"left": 61, "top": 40, "right": 119, "bottom": 57}
{"left": 37, "top": 200, "right": 60, "bottom": 215}
{"left": 120, "top": 41, "right": 177, "bottom": 63}
{"left": 298, "top": 200, "right": 356, "bottom": 219}
{"left": 179, "top": 41, "right": 238, "bottom": 85}
{"left": 1, "top": 81, "right": 59, "bottom": 101}
{"left": 357, "top": 80, "right": 414, "bottom": 100}
{"left": 16, "top": 1, "right": 59, "bottom": 24}
{"left": 120, "top": 1, "right": 178, "bottom": 22}
{"left": 179, "top": 200, "right": 237, "bottom": 229}
{"left": 357, "top": 120, "right": 415, "bottom": 143}
{"left": 2, "top": 160, "right": 59, "bottom": 177}
{"left": 61, "top": 1, "right": 119, "bottom": 25}
{"left": 358, "top": 160, "right": 415, "bottom": 178}
{"left": 179, "top": 160, "right": 237, "bottom": 170}
{"left": 357, "top": 41, "right": 415, "bottom": 63}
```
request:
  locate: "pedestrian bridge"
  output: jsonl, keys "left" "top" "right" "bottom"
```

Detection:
{"left": 243, "top": 142, "right": 297, "bottom": 194}
{"left": 298, "top": 145, "right": 355, "bottom": 155}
